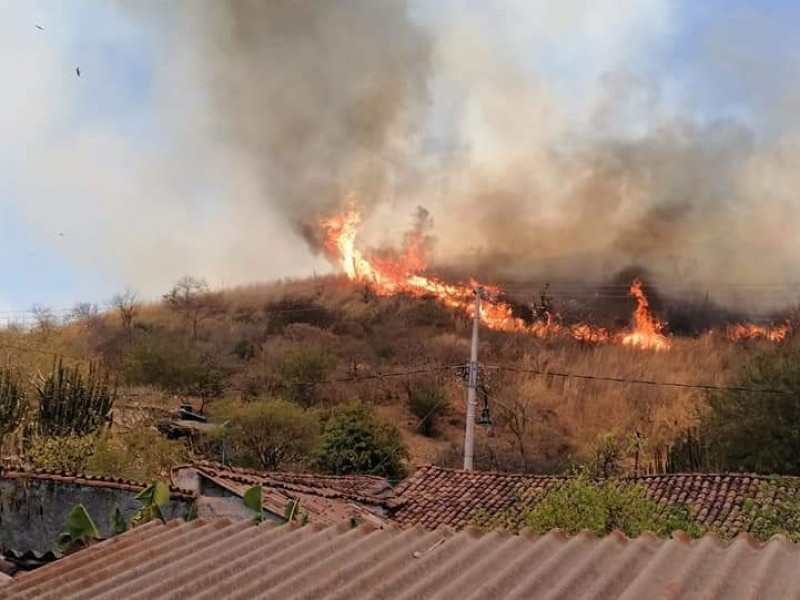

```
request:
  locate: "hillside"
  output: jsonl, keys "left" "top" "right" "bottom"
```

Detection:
{"left": 0, "top": 272, "right": 787, "bottom": 479}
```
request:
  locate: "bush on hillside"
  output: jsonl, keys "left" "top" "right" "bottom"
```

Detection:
{"left": 123, "top": 336, "right": 226, "bottom": 410}
{"left": 524, "top": 473, "right": 703, "bottom": 538}
{"left": 702, "top": 350, "right": 800, "bottom": 474}
{"left": 27, "top": 434, "right": 96, "bottom": 472}
{"left": 277, "top": 345, "right": 336, "bottom": 407}
{"left": 406, "top": 380, "right": 449, "bottom": 437}
{"left": 88, "top": 429, "right": 190, "bottom": 482}
{"left": 315, "top": 401, "right": 408, "bottom": 480}
{"left": 212, "top": 398, "right": 320, "bottom": 471}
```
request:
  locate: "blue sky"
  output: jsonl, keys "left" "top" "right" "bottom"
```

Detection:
{"left": 0, "top": 0, "right": 798, "bottom": 312}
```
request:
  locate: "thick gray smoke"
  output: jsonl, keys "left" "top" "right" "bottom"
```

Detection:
{"left": 117, "top": 1, "right": 800, "bottom": 311}
{"left": 145, "top": 0, "right": 431, "bottom": 250}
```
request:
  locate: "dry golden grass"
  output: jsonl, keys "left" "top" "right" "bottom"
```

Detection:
{"left": 0, "top": 275, "right": 776, "bottom": 472}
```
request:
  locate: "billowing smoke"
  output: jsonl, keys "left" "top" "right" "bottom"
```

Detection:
{"left": 129, "top": 0, "right": 432, "bottom": 251}
{"left": 7, "top": 1, "right": 800, "bottom": 310}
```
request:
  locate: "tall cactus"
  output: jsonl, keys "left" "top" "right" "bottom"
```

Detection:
{"left": 0, "top": 367, "right": 25, "bottom": 449}
{"left": 37, "top": 359, "right": 116, "bottom": 437}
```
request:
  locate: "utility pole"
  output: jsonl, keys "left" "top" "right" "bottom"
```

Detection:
{"left": 464, "top": 286, "right": 484, "bottom": 470}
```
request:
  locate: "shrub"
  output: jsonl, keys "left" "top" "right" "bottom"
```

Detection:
{"left": 315, "top": 401, "right": 408, "bottom": 480}
{"left": 524, "top": 473, "right": 704, "bottom": 538}
{"left": 703, "top": 350, "right": 800, "bottom": 474}
{"left": 212, "top": 398, "right": 319, "bottom": 471}
{"left": 277, "top": 345, "right": 336, "bottom": 407}
{"left": 406, "top": 380, "right": 449, "bottom": 437}
{"left": 27, "top": 434, "right": 96, "bottom": 472}
{"left": 88, "top": 429, "right": 190, "bottom": 481}
{"left": 744, "top": 482, "right": 800, "bottom": 542}
{"left": 123, "top": 337, "right": 226, "bottom": 411}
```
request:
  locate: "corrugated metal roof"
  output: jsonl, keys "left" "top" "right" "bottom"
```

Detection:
{"left": 2, "top": 519, "right": 800, "bottom": 599}
{"left": 390, "top": 465, "right": 800, "bottom": 535}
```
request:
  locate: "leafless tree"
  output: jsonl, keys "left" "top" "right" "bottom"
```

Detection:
{"left": 110, "top": 288, "right": 139, "bottom": 342}
{"left": 31, "top": 304, "right": 57, "bottom": 335}
{"left": 163, "top": 276, "right": 220, "bottom": 340}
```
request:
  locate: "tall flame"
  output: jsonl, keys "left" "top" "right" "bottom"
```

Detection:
{"left": 620, "top": 279, "right": 670, "bottom": 351}
{"left": 321, "top": 202, "right": 519, "bottom": 329}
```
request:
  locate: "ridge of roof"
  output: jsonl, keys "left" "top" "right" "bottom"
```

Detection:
{"left": 1, "top": 465, "right": 195, "bottom": 501}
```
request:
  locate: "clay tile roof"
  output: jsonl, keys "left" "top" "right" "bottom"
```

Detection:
{"left": 3, "top": 519, "right": 800, "bottom": 598}
{"left": 0, "top": 465, "right": 194, "bottom": 502}
{"left": 186, "top": 460, "right": 395, "bottom": 504}
{"left": 183, "top": 461, "right": 393, "bottom": 528}
{"left": 390, "top": 465, "right": 800, "bottom": 535}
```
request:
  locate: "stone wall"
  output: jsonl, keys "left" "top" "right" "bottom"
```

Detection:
{"left": 0, "top": 477, "right": 190, "bottom": 553}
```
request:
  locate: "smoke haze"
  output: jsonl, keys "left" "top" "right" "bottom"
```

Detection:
{"left": 4, "top": 1, "right": 800, "bottom": 309}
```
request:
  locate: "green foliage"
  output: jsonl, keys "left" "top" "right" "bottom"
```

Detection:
{"left": 743, "top": 482, "right": 800, "bottom": 542}
{"left": 581, "top": 431, "right": 625, "bottom": 478}
{"left": 0, "top": 367, "right": 25, "bottom": 447}
{"left": 131, "top": 481, "right": 170, "bottom": 527}
{"left": 213, "top": 398, "right": 319, "bottom": 470}
{"left": 36, "top": 360, "right": 115, "bottom": 437}
{"left": 315, "top": 401, "right": 408, "bottom": 480}
{"left": 524, "top": 474, "right": 704, "bottom": 538}
{"left": 184, "top": 501, "right": 198, "bottom": 522}
{"left": 277, "top": 345, "right": 335, "bottom": 407}
{"left": 123, "top": 337, "right": 225, "bottom": 406}
{"left": 58, "top": 504, "right": 101, "bottom": 552}
{"left": 703, "top": 350, "right": 800, "bottom": 474}
{"left": 406, "top": 380, "right": 448, "bottom": 437}
{"left": 27, "top": 434, "right": 95, "bottom": 472}
{"left": 243, "top": 485, "right": 264, "bottom": 521}
{"left": 87, "top": 429, "right": 190, "bottom": 482}
{"left": 111, "top": 507, "right": 128, "bottom": 536}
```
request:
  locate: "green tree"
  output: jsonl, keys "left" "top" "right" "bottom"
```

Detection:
{"left": 277, "top": 345, "right": 336, "bottom": 407}
{"left": 315, "top": 401, "right": 408, "bottom": 480}
{"left": 36, "top": 360, "right": 115, "bottom": 437}
{"left": 213, "top": 398, "right": 319, "bottom": 470}
{"left": 123, "top": 337, "right": 226, "bottom": 412}
{"left": 524, "top": 473, "right": 703, "bottom": 538}
{"left": 406, "top": 380, "right": 448, "bottom": 437}
{"left": 88, "top": 429, "right": 190, "bottom": 482}
{"left": 703, "top": 350, "right": 800, "bottom": 474}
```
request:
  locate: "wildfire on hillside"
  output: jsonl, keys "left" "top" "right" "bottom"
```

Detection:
{"left": 726, "top": 322, "right": 790, "bottom": 343}
{"left": 320, "top": 201, "right": 789, "bottom": 350}
{"left": 620, "top": 279, "right": 670, "bottom": 351}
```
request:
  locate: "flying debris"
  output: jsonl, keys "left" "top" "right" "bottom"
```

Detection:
{"left": 35, "top": 25, "right": 44, "bottom": 31}
{"left": 75, "top": 67, "right": 81, "bottom": 77}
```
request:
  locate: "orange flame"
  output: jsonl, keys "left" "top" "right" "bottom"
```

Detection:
{"left": 620, "top": 279, "right": 670, "bottom": 351}
{"left": 727, "top": 322, "right": 790, "bottom": 343}
{"left": 320, "top": 201, "right": 527, "bottom": 331}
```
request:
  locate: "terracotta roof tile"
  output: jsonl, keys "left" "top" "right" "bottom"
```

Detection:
{"left": 390, "top": 465, "right": 800, "bottom": 536}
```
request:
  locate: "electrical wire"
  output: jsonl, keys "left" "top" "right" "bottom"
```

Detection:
{"left": 483, "top": 364, "right": 798, "bottom": 396}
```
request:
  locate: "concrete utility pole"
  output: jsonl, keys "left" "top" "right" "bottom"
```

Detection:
{"left": 464, "top": 286, "right": 484, "bottom": 470}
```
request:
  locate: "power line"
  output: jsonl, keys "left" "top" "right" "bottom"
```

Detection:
{"left": 483, "top": 364, "right": 798, "bottom": 396}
